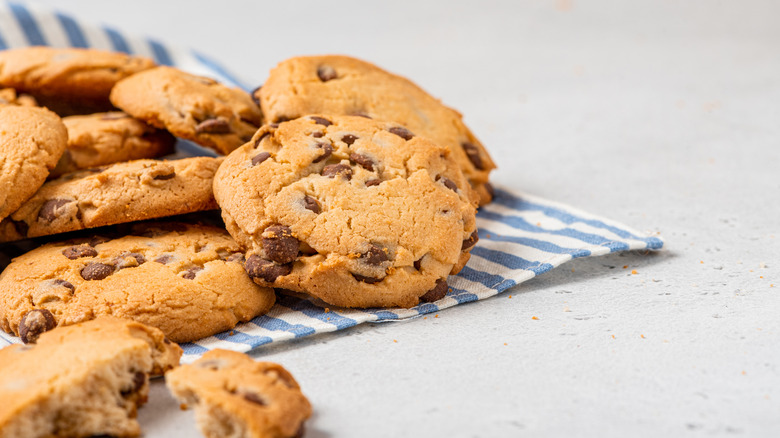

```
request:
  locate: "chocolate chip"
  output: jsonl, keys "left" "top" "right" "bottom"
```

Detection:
{"left": 312, "top": 142, "right": 333, "bottom": 163}
{"left": 352, "top": 112, "right": 372, "bottom": 119}
{"left": 317, "top": 65, "right": 337, "bottom": 82}
{"left": 269, "top": 123, "right": 280, "bottom": 128}
{"left": 153, "top": 171, "right": 175, "bottom": 180}
{"left": 438, "top": 177, "right": 458, "bottom": 192}
{"left": 253, "top": 131, "right": 270, "bottom": 148}
{"left": 462, "top": 142, "right": 484, "bottom": 170}
{"left": 38, "top": 199, "right": 71, "bottom": 223}
{"left": 262, "top": 225, "right": 299, "bottom": 264}
{"left": 245, "top": 255, "right": 292, "bottom": 282}
{"left": 352, "top": 273, "right": 382, "bottom": 284}
{"left": 122, "top": 371, "right": 146, "bottom": 397}
{"left": 349, "top": 153, "right": 375, "bottom": 171}
{"left": 81, "top": 262, "right": 114, "bottom": 281}
{"left": 311, "top": 131, "right": 324, "bottom": 138}
{"left": 89, "top": 236, "right": 111, "bottom": 247}
{"left": 388, "top": 126, "right": 414, "bottom": 140}
{"left": 52, "top": 279, "right": 75, "bottom": 292}
{"left": 19, "top": 309, "right": 56, "bottom": 344}
{"left": 420, "top": 279, "right": 449, "bottom": 302}
{"left": 321, "top": 163, "right": 352, "bottom": 180}
{"left": 339, "top": 134, "right": 358, "bottom": 146}
{"left": 462, "top": 230, "right": 479, "bottom": 250}
{"left": 362, "top": 244, "right": 388, "bottom": 265}
{"left": 252, "top": 152, "right": 271, "bottom": 166}
{"left": 115, "top": 252, "right": 146, "bottom": 269}
{"left": 303, "top": 196, "right": 321, "bottom": 214}
{"left": 484, "top": 182, "right": 495, "bottom": 200}
{"left": 154, "top": 254, "right": 173, "bottom": 264}
{"left": 242, "top": 392, "right": 266, "bottom": 406}
{"left": 182, "top": 267, "right": 202, "bottom": 280}
{"left": 12, "top": 220, "right": 28, "bottom": 237}
{"left": 365, "top": 179, "right": 382, "bottom": 187}
{"left": 310, "top": 116, "right": 332, "bottom": 127}
{"left": 195, "top": 118, "right": 231, "bottom": 134}
{"left": 414, "top": 258, "right": 423, "bottom": 271}
{"left": 251, "top": 85, "right": 262, "bottom": 106}
{"left": 62, "top": 245, "right": 97, "bottom": 260}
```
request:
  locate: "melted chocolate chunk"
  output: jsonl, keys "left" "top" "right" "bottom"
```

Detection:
{"left": 253, "top": 131, "right": 270, "bottom": 148}
{"left": 365, "top": 179, "right": 382, "bottom": 187}
{"left": 19, "top": 309, "right": 56, "bottom": 344}
{"left": 313, "top": 142, "right": 333, "bottom": 163}
{"left": 242, "top": 392, "right": 267, "bottom": 406}
{"left": 182, "top": 267, "right": 202, "bottom": 280}
{"left": 321, "top": 164, "right": 352, "bottom": 180}
{"left": 310, "top": 116, "right": 332, "bottom": 127}
{"left": 317, "top": 65, "right": 337, "bottom": 82}
{"left": 81, "top": 262, "right": 114, "bottom": 281}
{"left": 303, "top": 196, "right": 321, "bottom": 214}
{"left": 352, "top": 273, "right": 382, "bottom": 284}
{"left": 362, "top": 245, "right": 388, "bottom": 265}
{"left": 38, "top": 199, "right": 71, "bottom": 223}
{"left": 195, "top": 118, "right": 231, "bottom": 134}
{"left": 52, "top": 279, "right": 75, "bottom": 292}
{"left": 341, "top": 134, "right": 358, "bottom": 145}
{"left": 252, "top": 152, "right": 271, "bottom": 166}
{"left": 462, "top": 230, "right": 479, "bottom": 250}
{"left": 420, "top": 279, "right": 449, "bottom": 303}
{"left": 462, "top": 142, "right": 484, "bottom": 170}
{"left": 62, "top": 245, "right": 97, "bottom": 260}
{"left": 349, "top": 153, "right": 375, "bottom": 171}
{"left": 388, "top": 126, "right": 414, "bottom": 140}
{"left": 153, "top": 171, "right": 175, "bottom": 180}
{"left": 262, "top": 225, "right": 299, "bottom": 264}
{"left": 438, "top": 177, "right": 458, "bottom": 192}
{"left": 154, "top": 254, "right": 173, "bottom": 265}
{"left": 244, "top": 255, "right": 291, "bottom": 282}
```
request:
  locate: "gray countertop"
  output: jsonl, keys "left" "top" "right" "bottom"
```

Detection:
{"left": 17, "top": 0, "right": 780, "bottom": 436}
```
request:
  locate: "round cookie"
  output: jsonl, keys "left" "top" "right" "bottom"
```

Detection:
{"left": 0, "top": 317, "right": 182, "bottom": 438}
{"left": 51, "top": 111, "right": 176, "bottom": 177}
{"left": 213, "top": 115, "right": 479, "bottom": 308}
{"left": 256, "top": 55, "right": 496, "bottom": 204}
{"left": 0, "top": 223, "right": 276, "bottom": 343}
{"left": 166, "top": 349, "right": 311, "bottom": 438}
{"left": 0, "top": 156, "right": 222, "bottom": 242}
{"left": 0, "top": 105, "right": 68, "bottom": 223}
{"left": 0, "top": 47, "right": 156, "bottom": 114}
{"left": 110, "top": 66, "right": 262, "bottom": 155}
{"left": 0, "top": 87, "right": 38, "bottom": 106}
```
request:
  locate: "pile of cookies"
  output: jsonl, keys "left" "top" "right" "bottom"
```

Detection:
{"left": 0, "top": 46, "right": 496, "bottom": 437}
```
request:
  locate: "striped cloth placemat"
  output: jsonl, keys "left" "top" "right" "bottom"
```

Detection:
{"left": 0, "top": 1, "right": 663, "bottom": 363}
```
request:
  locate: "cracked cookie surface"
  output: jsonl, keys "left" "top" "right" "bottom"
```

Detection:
{"left": 0, "top": 47, "right": 156, "bottom": 114}
{"left": 0, "top": 156, "right": 221, "bottom": 242}
{"left": 166, "top": 349, "right": 311, "bottom": 438}
{"left": 51, "top": 111, "right": 175, "bottom": 177}
{"left": 110, "top": 66, "right": 262, "bottom": 155}
{"left": 0, "top": 105, "right": 67, "bottom": 223}
{"left": 0, "top": 316, "right": 181, "bottom": 438}
{"left": 0, "top": 223, "right": 275, "bottom": 343}
{"left": 214, "top": 115, "right": 479, "bottom": 308}
{"left": 256, "top": 55, "right": 496, "bottom": 204}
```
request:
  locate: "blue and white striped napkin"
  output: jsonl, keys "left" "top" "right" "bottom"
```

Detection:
{"left": 0, "top": 1, "right": 663, "bottom": 363}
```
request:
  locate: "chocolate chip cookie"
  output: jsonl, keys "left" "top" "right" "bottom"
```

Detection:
{"left": 0, "top": 105, "right": 67, "bottom": 223}
{"left": 0, "top": 46, "right": 156, "bottom": 114}
{"left": 256, "top": 55, "right": 496, "bottom": 204}
{"left": 213, "top": 115, "right": 479, "bottom": 308}
{"left": 0, "top": 156, "right": 221, "bottom": 242}
{"left": 110, "top": 66, "right": 262, "bottom": 155}
{"left": 166, "top": 349, "right": 311, "bottom": 438}
{"left": 0, "top": 317, "right": 181, "bottom": 438}
{"left": 51, "top": 111, "right": 176, "bottom": 177}
{"left": 0, "top": 222, "right": 276, "bottom": 343}
{"left": 0, "top": 87, "right": 37, "bottom": 106}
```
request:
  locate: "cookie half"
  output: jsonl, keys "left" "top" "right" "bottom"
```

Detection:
{"left": 0, "top": 47, "right": 156, "bottom": 114}
{"left": 110, "top": 66, "right": 262, "bottom": 154}
{"left": 0, "top": 156, "right": 221, "bottom": 242}
{"left": 51, "top": 112, "right": 176, "bottom": 177}
{"left": 0, "top": 222, "right": 275, "bottom": 343}
{"left": 214, "top": 115, "right": 479, "bottom": 308}
{"left": 0, "top": 105, "right": 67, "bottom": 222}
{"left": 166, "top": 349, "right": 311, "bottom": 438}
{"left": 256, "top": 55, "right": 496, "bottom": 204}
{"left": 0, "top": 317, "right": 181, "bottom": 438}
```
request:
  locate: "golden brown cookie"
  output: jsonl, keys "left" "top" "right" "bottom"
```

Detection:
{"left": 0, "top": 105, "right": 67, "bottom": 223}
{"left": 0, "top": 156, "right": 221, "bottom": 242}
{"left": 0, "top": 317, "right": 181, "bottom": 438}
{"left": 110, "top": 66, "right": 262, "bottom": 154}
{"left": 0, "top": 87, "right": 38, "bottom": 106}
{"left": 256, "top": 55, "right": 496, "bottom": 204}
{"left": 0, "top": 47, "right": 156, "bottom": 114}
{"left": 166, "top": 349, "right": 311, "bottom": 438}
{"left": 51, "top": 111, "right": 175, "bottom": 177}
{"left": 0, "top": 223, "right": 275, "bottom": 343}
{"left": 214, "top": 115, "right": 479, "bottom": 308}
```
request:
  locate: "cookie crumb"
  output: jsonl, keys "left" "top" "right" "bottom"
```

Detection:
{"left": 631, "top": 270, "right": 638, "bottom": 275}
{"left": 532, "top": 316, "right": 539, "bottom": 320}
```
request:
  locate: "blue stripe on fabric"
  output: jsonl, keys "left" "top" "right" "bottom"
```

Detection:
{"left": 480, "top": 228, "right": 592, "bottom": 258}
{"left": 251, "top": 314, "right": 315, "bottom": 338}
{"left": 275, "top": 293, "right": 359, "bottom": 330}
{"left": 415, "top": 303, "right": 440, "bottom": 314}
{"left": 148, "top": 39, "right": 173, "bottom": 65}
{"left": 213, "top": 329, "right": 272, "bottom": 348}
{"left": 55, "top": 12, "right": 88, "bottom": 47}
{"left": 493, "top": 188, "right": 663, "bottom": 249}
{"left": 0, "top": 29, "right": 8, "bottom": 49}
{"left": 458, "top": 266, "right": 517, "bottom": 290}
{"left": 180, "top": 342, "right": 210, "bottom": 355}
{"left": 448, "top": 287, "right": 481, "bottom": 304}
{"left": 9, "top": 3, "right": 46, "bottom": 46}
{"left": 471, "top": 246, "right": 554, "bottom": 275}
{"left": 192, "top": 50, "right": 251, "bottom": 90}
{"left": 103, "top": 27, "right": 131, "bottom": 53}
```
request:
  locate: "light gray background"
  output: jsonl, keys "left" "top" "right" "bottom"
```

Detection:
{"left": 22, "top": 0, "right": 780, "bottom": 436}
